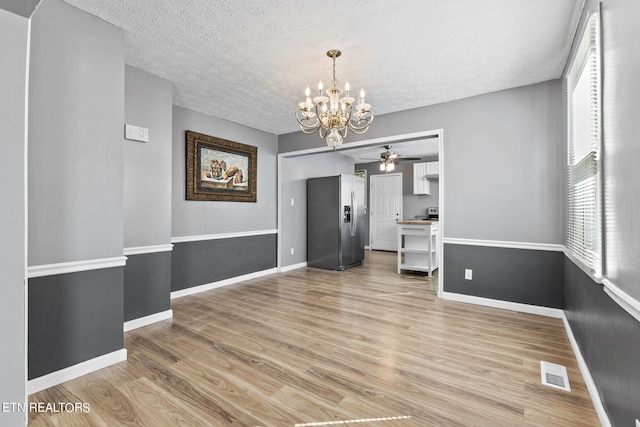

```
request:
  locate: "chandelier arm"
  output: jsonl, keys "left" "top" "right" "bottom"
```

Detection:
{"left": 299, "top": 127, "right": 322, "bottom": 135}
{"left": 295, "top": 111, "right": 322, "bottom": 135}
{"left": 347, "top": 115, "right": 374, "bottom": 134}
{"left": 295, "top": 110, "right": 319, "bottom": 124}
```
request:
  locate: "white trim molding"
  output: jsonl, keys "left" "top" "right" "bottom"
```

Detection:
{"left": 27, "top": 256, "right": 127, "bottom": 278}
{"left": 443, "top": 237, "right": 563, "bottom": 252}
{"left": 278, "top": 130, "right": 442, "bottom": 158}
{"left": 603, "top": 278, "right": 640, "bottom": 323}
{"left": 171, "top": 267, "right": 278, "bottom": 299}
{"left": 124, "top": 309, "right": 173, "bottom": 332}
{"left": 123, "top": 244, "right": 173, "bottom": 256}
{"left": 440, "top": 291, "right": 564, "bottom": 318}
{"left": 561, "top": 313, "right": 612, "bottom": 427}
{"left": 27, "top": 348, "right": 127, "bottom": 395}
{"left": 171, "top": 229, "right": 277, "bottom": 244}
{"left": 562, "top": 245, "right": 603, "bottom": 284}
{"left": 279, "top": 262, "right": 307, "bottom": 273}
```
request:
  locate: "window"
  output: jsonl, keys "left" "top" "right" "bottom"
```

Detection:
{"left": 566, "top": 12, "right": 602, "bottom": 277}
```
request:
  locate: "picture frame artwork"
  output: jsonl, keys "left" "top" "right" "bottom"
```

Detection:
{"left": 186, "top": 130, "right": 257, "bottom": 202}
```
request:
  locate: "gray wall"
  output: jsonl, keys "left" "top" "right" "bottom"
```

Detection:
{"left": 564, "top": 258, "right": 640, "bottom": 427}
{"left": 28, "top": 268, "right": 124, "bottom": 379}
{"left": 279, "top": 152, "right": 355, "bottom": 267}
{"left": 281, "top": 80, "right": 563, "bottom": 245}
{"left": 29, "top": 0, "right": 125, "bottom": 265}
{"left": 172, "top": 106, "right": 278, "bottom": 237}
{"left": 28, "top": 0, "right": 125, "bottom": 379}
{"left": 0, "top": 7, "right": 28, "bottom": 427}
{"left": 124, "top": 65, "right": 173, "bottom": 248}
{"left": 563, "top": 0, "right": 640, "bottom": 425}
{"left": 355, "top": 159, "right": 440, "bottom": 246}
{"left": 444, "top": 244, "right": 563, "bottom": 308}
{"left": 123, "top": 66, "right": 174, "bottom": 321}
{"left": 172, "top": 235, "right": 276, "bottom": 291}
{"left": 124, "top": 252, "right": 171, "bottom": 321}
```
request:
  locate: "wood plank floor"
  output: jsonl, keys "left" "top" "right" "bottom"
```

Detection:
{"left": 29, "top": 250, "right": 600, "bottom": 426}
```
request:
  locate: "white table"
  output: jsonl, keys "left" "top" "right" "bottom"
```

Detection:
{"left": 397, "top": 221, "right": 439, "bottom": 276}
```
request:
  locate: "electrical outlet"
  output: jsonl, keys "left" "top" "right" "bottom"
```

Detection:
{"left": 465, "top": 269, "right": 473, "bottom": 280}
{"left": 290, "top": 248, "right": 295, "bottom": 255}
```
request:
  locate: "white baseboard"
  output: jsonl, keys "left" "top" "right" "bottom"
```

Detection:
{"left": 123, "top": 309, "right": 173, "bottom": 332}
{"left": 27, "top": 348, "right": 127, "bottom": 395}
{"left": 170, "top": 267, "right": 278, "bottom": 299}
{"left": 279, "top": 262, "right": 307, "bottom": 273}
{"left": 440, "top": 291, "right": 563, "bottom": 318}
{"left": 561, "top": 313, "right": 612, "bottom": 427}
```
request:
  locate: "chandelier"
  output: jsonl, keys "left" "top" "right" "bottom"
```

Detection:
{"left": 295, "top": 49, "right": 373, "bottom": 149}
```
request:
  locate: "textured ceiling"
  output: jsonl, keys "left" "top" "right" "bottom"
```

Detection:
{"left": 63, "top": 0, "right": 582, "bottom": 136}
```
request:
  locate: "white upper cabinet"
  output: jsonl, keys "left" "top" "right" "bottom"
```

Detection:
{"left": 426, "top": 161, "right": 439, "bottom": 178}
{"left": 413, "top": 163, "right": 431, "bottom": 195}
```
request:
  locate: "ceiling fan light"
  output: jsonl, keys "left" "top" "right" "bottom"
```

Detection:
{"left": 387, "top": 162, "right": 395, "bottom": 172}
{"left": 379, "top": 162, "right": 385, "bottom": 171}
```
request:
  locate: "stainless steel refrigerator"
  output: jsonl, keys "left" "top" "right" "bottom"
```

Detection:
{"left": 307, "top": 174, "right": 365, "bottom": 270}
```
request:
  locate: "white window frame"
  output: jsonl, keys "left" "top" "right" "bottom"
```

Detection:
{"left": 565, "top": 12, "right": 602, "bottom": 278}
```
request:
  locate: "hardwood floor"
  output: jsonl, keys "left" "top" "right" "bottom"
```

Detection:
{"left": 29, "top": 251, "right": 599, "bottom": 426}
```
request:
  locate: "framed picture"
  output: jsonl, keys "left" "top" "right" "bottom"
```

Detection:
{"left": 186, "top": 130, "right": 257, "bottom": 202}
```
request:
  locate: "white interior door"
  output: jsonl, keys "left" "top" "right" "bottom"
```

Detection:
{"left": 370, "top": 173, "right": 402, "bottom": 251}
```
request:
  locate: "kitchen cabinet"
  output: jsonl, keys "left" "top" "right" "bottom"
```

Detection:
{"left": 413, "top": 163, "right": 431, "bottom": 195}
{"left": 397, "top": 221, "right": 438, "bottom": 276}
{"left": 426, "top": 161, "right": 439, "bottom": 178}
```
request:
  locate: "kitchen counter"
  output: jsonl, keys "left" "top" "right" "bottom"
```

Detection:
{"left": 397, "top": 220, "right": 439, "bottom": 225}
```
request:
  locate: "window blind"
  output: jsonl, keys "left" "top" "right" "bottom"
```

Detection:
{"left": 566, "top": 12, "right": 601, "bottom": 277}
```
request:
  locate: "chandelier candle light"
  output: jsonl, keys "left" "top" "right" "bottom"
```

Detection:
{"left": 295, "top": 49, "right": 373, "bottom": 149}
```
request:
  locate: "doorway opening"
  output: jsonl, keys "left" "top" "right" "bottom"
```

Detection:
{"left": 277, "top": 129, "right": 444, "bottom": 297}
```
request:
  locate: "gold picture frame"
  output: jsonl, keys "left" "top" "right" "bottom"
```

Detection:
{"left": 186, "top": 130, "right": 257, "bottom": 202}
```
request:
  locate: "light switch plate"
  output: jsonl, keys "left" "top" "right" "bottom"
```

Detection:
{"left": 125, "top": 124, "right": 149, "bottom": 142}
{"left": 464, "top": 269, "right": 473, "bottom": 280}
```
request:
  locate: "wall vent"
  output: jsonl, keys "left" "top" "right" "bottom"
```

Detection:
{"left": 540, "top": 361, "right": 571, "bottom": 392}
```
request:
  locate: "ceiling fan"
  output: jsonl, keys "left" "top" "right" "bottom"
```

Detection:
{"left": 379, "top": 145, "right": 420, "bottom": 172}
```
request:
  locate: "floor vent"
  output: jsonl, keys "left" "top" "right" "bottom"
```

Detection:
{"left": 540, "top": 361, "right": 571, "bottom": 392}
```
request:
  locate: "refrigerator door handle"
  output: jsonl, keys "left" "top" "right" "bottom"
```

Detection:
{"left": 351, "top": 190, "right": 357, "bottom": 237}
